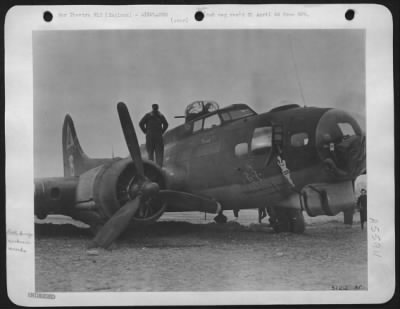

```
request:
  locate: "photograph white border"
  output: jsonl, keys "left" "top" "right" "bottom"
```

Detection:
{"left": 5, "top": 4, "right": 394, "bottom": 306}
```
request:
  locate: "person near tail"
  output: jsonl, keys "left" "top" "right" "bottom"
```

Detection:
{"left": 139, "top": 104, "right": 169, "bottom": 167}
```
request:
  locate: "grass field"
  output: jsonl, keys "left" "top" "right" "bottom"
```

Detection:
{"left": 35, "top": 210, "right": 367, "bottom": 292}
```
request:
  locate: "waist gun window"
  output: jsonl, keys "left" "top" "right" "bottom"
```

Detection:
{"left": 251, "top": 126, "right": 272, "bottom": 154}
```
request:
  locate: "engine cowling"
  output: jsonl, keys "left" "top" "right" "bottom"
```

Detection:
{"left": 73, "top": 158, "right": 167, "bottom": 225}
{"left": 300, "top": 181, "right": 356, "bottom": 217}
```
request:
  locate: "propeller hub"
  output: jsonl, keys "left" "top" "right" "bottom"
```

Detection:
{"left": 142, "top": 182, "right": 160, "bottom": 197}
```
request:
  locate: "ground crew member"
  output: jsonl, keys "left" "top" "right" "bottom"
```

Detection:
{"left": 357, "top": 189, "right": 367, "bottom": 229}
{"left": 258, "top": 207, "right": 267, "bottom": 223}
{"left": 139, "top": 104, "right": 169, "bottom": 167}
{"left": 266, "top": 206, "right": 277, "bottom": 226}
{"left": 233, "top": 209, "right": 239, "bottom": 220}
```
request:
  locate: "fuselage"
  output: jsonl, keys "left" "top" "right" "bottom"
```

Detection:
{"left": 149, "top": 104, "right": 365, "bottom": 211}
{"left": 34, "top": 102, "right": 365, "bottom": 227}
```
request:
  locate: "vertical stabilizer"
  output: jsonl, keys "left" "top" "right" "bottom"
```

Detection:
{"left": 62, "top": 114, "right": 89, "bottom": 177}
{"left": 62, "top": 114, "right": 115, "bottom": 176}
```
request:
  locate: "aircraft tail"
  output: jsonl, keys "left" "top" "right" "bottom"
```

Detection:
{"left": 62, "top": 115, "right": 115, "bottom": 176}
{"left": 62, "top": 114, "right": 90, "bottom": 177}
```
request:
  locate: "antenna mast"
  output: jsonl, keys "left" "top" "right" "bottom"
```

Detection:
{"left": 289, "top": 35, "right": 306, "bottom": 106}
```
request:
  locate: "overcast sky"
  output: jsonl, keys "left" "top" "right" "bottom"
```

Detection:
{"left": 33, "top": 29, "right": 365, "bottom": 177}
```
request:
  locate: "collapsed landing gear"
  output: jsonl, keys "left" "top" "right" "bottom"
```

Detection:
{"left": 214, "top": 210, "right": 227, "bottom": 224}
{"left": 271, "top": 208, "right": 305, "bottom": 233}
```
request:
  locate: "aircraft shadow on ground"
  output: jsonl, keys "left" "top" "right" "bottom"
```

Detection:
{"left": 34, "top": 220, "right": 278, "bottom": 239}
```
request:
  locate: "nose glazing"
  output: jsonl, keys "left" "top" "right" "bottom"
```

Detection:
{"left": 315, "top": 109, "right": 366, "bottom": 178}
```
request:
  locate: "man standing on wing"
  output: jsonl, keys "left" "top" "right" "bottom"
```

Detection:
{"left": 139, "top": 104, "right": 169, "bottom": 167}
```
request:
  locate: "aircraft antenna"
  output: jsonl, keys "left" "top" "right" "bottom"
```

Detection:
{"left": 111, "top": 145, "right": 114, "bottom": 159}
{"left": 289, "top": 35, "right": 306, "bottom": 107}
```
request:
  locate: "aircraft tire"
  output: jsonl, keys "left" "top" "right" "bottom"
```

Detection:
{"left": 272, "top": 208, "right": 291, "bottom": 233}
{"left": 289, "top": 209, "right": 305, "bottom": 234}
{"left": 272, "top": 208, "right": 305, "bottom": 233}
{"left": 214, "top": 211, "right": 227, "bottom": 224}
{"left": 343, "top": 208, "right": 355, "bottom": 225}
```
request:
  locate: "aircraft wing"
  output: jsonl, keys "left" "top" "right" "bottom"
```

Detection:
{"left": 159, "top": 190, "right": 220, "bottom": 213}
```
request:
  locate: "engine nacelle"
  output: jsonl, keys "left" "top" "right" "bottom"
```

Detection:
{"left": 74, "top": 158, "right": 167, "bottom": 225}
{"left": 34, "top": 177, "right": 79, "bottom": 219}
{"left": 300, "top": 181, "right": 356, "bottom": 217}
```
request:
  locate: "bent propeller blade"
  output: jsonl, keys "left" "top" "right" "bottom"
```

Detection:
{"left": 117, "top": 102, "right": 145, "bottom": 179}
{"left": 93, "top": 196, "right": 141, "bottom": 249}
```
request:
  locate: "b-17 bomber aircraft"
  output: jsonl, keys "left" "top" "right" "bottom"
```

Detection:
{"left": 34, "top": 100, "right": 366, "bottom": 249}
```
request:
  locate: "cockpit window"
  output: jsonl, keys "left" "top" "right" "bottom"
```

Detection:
{"left": 337, "top": 123, "right": 355, "bottom": 137}
{"left": 229, "top": 108, "right": 255, "bottom": 120}
{"left": 291, "top": 132, "right": 309, "bottom": 147}
{"left": 220, "top": 108, "right": 255, "bottom": 123}
{"left": 251, "top": 126, "right": 272, "bottom": 154}
{"left": 203, "top": 114, "right": 221, "bottom": 130}
{"left": 193, "top": 119, "right": 203, "bottom": 133}
{"left": 221, "top": 112, "right": 231, "bottom": 122}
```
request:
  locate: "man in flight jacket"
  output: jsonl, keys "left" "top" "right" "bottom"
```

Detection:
{"left": 139, "top": 104, "right": 169, "bottom": 167}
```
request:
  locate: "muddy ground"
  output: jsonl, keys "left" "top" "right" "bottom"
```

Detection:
{"left": 35, "top": 210, "right": 367, "bottom": 292}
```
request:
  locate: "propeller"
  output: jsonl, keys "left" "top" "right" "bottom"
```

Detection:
{"left": 92, "top": 102, "right": 160, "bottom": 249}
{"left": 92, "top": 102, "right": 220, "bottom": 249}
{"left": 117, "top": 102, "right": 145, "bottom": 179}
{"left": 92, "top": 196, "right": 142, "bottom": 248}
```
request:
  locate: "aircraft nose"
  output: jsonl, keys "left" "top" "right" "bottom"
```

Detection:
{"left": 334, "top": 134, "right": 366, "bottom": 177}
{"left": 315, "top": 109, "right": 366, "bottom": 179}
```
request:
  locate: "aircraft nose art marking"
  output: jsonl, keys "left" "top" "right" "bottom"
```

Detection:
{"left": 200, "top": 133, "right": 216, "bottom": 144}
{"left": 242, "top": 163, "right": 262, "bottom": 183}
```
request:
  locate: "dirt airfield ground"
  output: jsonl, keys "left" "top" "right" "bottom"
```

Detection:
{"left": 35, "top": 210, "right": 367, "bottom": 292}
